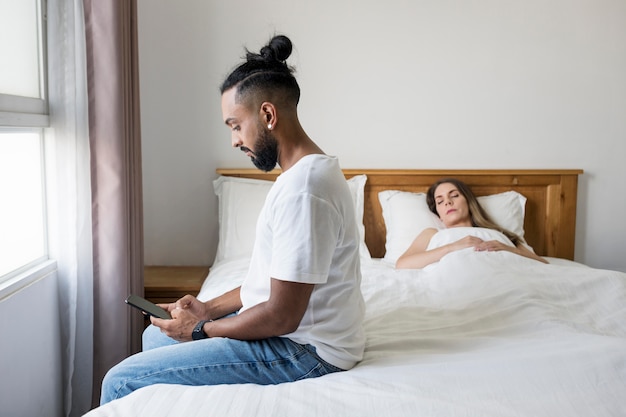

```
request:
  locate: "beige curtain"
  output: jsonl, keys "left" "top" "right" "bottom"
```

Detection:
{"left": 83, "top": 0, "right": 144, "bottom": 408}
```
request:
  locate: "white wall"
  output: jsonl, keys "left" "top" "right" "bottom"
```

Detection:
{"left": 0, "top": 270, "right": 63, "bottom": 417}
{"left": 138, "top": 0, "right": 626, "bottom": 272}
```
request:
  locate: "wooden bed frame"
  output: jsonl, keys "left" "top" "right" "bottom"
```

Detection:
{"left": 216, "top": 169, "right": 583, "bottom": 260}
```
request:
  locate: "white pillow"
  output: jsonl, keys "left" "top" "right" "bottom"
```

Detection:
{"left": 213, "top": 174, "right": 370, "bottom": 264}
{"left": 346, "top": 174, "right": 371, "bottom": 259}
{"left": 378, "top": 189, "right": 527, "bottom": 264}
{"left": 378, "top": 190, "right": 443, "bottom": 264}
{"left": 213, "top": 176, "right": 274, "bottom": 263}
{"left": 477, "top": 191, "right": 526, "bottom": 239}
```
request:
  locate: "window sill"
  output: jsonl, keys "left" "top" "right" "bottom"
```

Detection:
{"left": 0, "top": 260, "right": 57, "bottom": 301}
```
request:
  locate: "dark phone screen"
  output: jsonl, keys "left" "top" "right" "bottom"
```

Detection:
{"left": 125, "top": 294, "right": 172, "bottom": 319}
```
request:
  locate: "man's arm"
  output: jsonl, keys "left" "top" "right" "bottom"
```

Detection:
{"left": 202, "top": 278, "right": 314, "bottom": 339}
{"left": 152, "top": 279, "right": 314, "bottom": 342}
{"left": 205, "top": 287, "right": 243, "bottom": 319}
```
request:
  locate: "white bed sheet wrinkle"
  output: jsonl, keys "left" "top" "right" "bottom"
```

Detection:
{"left": 85, "top": 252, "right": 626, "bottom": 417}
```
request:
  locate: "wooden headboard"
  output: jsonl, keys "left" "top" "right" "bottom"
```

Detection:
{"left": 216, "top": 169, "right": 583, "bottom": 260}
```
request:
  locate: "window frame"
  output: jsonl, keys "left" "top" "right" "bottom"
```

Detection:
{"left": 0, "top": 0, "right": 50, "bottom": 286}
{"left": 0, "top": 0, "right": 48, "bottom": 124}
{"left": 0, "top": 94, "right": 49, "bottom": 126}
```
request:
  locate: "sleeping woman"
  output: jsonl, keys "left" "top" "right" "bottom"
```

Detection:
{"left": 395, "top": 178, "right": 548, "bottom": 269}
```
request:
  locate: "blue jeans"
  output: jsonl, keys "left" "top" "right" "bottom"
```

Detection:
{"left": 100, "top": 324, "right": 343, "bottom": 404}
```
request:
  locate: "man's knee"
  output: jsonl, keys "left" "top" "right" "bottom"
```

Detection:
{"left": 100, "top": 352, "right": 151, "bottom": 405}
{"left": 100, "top": 362, "right": 126, "bottom": 405}
{"left": 142, "top": 324, "right": 178, "bottom": 351}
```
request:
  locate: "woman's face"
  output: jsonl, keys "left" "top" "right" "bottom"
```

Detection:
{"left": 433, "top": 182, "right": 472, "bottom": 227}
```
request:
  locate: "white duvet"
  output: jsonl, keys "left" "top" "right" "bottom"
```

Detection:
{"left": 85, "top": 249, "right": 626, "bottom": 417}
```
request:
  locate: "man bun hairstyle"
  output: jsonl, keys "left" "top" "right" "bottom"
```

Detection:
{"left": 255, "top": 34, "right": 292, "bottom": 64}
{"left": 220, "top": 35, "right": 300, "bottom": 106}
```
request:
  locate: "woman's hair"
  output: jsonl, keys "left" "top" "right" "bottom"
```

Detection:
{"left": 220, "top": 35, "right": 300, "bottom": 107}
{"left": 426, "top": 178, "right": 522, "bottom": 245}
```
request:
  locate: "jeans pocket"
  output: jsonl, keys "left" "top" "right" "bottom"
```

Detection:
{"left": 301, "top": 344, "right": 345, "bottom": 374}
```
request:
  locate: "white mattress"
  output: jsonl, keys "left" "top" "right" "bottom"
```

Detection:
{"left": 85, "top": 251, "right": 626, "bottom": 417}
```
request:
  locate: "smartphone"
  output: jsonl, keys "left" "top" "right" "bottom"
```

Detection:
{"left": 125, "top": 294, "right": 172, "bottom": 319}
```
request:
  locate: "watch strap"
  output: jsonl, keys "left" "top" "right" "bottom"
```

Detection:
{"left": 192, "top": 320, "right": 210, "bottom": 340}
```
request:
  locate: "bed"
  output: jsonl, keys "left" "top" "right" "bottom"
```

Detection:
{"left": 85, "top": 169, "right": 626, "bottom": 417}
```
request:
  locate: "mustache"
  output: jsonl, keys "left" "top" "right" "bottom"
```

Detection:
{"left": 240, "top": 146, "right": 255, "bottom": 155}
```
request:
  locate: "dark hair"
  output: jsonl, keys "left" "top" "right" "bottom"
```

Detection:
{"left": 426, "top": 178, "right": 522, "bottom": 245}
{"left": 220, "top": 35, "right": 300, "bottom": 107}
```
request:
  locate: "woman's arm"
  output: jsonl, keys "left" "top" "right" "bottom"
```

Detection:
{"left": 395, "top": 228, "right": 485, "bottom": 269}
{"left": 475, "top": 240, "right": 549, "bottom": 263}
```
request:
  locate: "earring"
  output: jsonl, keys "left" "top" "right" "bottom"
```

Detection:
{"left": 267, "top": 124, "right": 273, "bottom": 129}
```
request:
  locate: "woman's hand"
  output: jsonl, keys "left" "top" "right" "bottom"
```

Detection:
{"left": 475, "top": 240, "right": 549, "bottom": 263}
{"left": 452, "top": 235, "right": 485, "bottom": 251}
{"left": 396, "top": 230, "right": 486, "bottom": 269}
{"left": 473, "top": 239, "right": 510, "bottom": 252}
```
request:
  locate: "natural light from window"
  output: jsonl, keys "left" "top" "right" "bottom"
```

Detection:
{"left": 0, "top": 0, "right": 41, "bottom": 98}
{"left": 0, "top": 132, "right": 46, "bottom": 277}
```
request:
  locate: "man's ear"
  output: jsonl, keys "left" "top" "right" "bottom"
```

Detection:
{"left": 260, "top": 102, "right": 277, "bottom": 129}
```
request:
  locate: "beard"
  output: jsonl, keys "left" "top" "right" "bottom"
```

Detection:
{"left": 246, "top": 127, "right": 279, "bottom": 172}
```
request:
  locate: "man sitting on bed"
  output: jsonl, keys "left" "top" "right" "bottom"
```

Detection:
{"left": 100, "top": 34, "right": 366, "bottom": 404}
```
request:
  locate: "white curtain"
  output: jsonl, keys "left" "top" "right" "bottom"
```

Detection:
{"left": 46, "top": 1, "right": 94, "bottom": 416}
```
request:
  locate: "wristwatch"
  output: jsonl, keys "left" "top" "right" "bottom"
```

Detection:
{"left": 192, "top": 320, "right": 210, "bottom": 340}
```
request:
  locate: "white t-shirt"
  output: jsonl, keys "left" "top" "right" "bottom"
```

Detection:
{"left": 240, "top": 154, "right": 365, "bottom": 370}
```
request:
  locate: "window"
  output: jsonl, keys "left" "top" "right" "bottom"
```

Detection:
{"left": 0, "top": 0, "right": 48, "bottom": 282}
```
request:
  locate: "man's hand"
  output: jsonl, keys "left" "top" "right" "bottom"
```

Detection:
{"left": 173, "top": 294, "right": 209, "bottom": 318}
{"left": 151, "top": 295, "right": 207, "bottom": 342}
